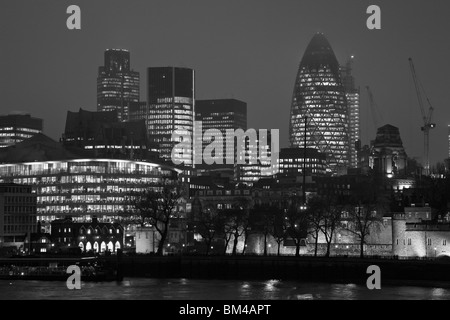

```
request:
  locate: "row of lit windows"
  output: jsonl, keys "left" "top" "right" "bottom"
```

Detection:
{"left": 397, "top": 238, "right": 447, "bottom": 246}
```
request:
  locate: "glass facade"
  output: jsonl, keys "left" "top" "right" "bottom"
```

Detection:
{"left": 235, "top": 130, "right": 276, "bottom": 186}
{"left": 289, "top": 33, "right": 349, "bottom": 173}
{"left": 0, "top": 114, "right": 43, "bottom": 148}
{"left": 195, "top": 99, "right": 247, "bottom": 169}
{"left": 0, "top": 159, "right": 178, "bottom": 223}
{"left": 97, "top": 49, "right": 140, "bottom": 121}
{"left": 130, "top": 67, "right": 195, "bottom": 165}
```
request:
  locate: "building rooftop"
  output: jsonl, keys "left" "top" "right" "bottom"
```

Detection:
{"left": 0, "top": 133, "right": 85, "bottom": 163}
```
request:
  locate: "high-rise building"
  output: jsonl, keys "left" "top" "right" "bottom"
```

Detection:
{"left": 289, "top": 33, "right": 349, "bottom": 174}
{"left": 235, "top": 130, "right": 277, "bottom": 186}
{"left": 195, "top": 99, "right": 247, "bottom": 169}
{"left": 97, "top": 49, "right": 140, "bottom": 121}
{"left": 130, "top": 67, "right": 195, "bottom": 165}
{"left": 0, "top": 114, "right": 43, "bottom": 148}
{"left": 340, "top": 56, "right": 360, "bottom": 169}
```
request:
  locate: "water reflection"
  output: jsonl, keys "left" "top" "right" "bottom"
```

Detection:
{"left": 1, "top": 278, "right": 450, "bottom": 300}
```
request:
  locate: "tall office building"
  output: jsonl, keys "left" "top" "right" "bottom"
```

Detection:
{"left": 289, "top": 33, "right": 349, "bottom": 174}
{"left": 130, "top": 67, "right": 195, "bottom": 165}
{"left": 97, "top": 49, "right": 140, "bottom": 121}
{"left": 0, "top": 114, "right": 43, "bottom": 148}
{"left": 235, "top": 130, "right": 276, "bottom": 186}
{"left": 195, "top": 99, "right": 247, "bottom": 169}
{"left": 340, "top": 56, "right": 360, "bottom": 169}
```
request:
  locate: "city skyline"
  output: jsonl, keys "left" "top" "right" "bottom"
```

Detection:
{"left": 2, "top": 1, "right": 450, "bottom": 168}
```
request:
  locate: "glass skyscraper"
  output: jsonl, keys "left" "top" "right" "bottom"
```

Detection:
{"left": 289, "top": 33, "right": 350, "bottom": 174}
{"left": 97, "top": 49, "right": 140, "bottom": 121}
{"left": 195, "top": 99, "right": 247, "bottom": 169}
{"left": 340, "top": 56, "right": 360, "bottom": 169}
{"left": 129, "top": 67, "right": 195, "bottom": 165}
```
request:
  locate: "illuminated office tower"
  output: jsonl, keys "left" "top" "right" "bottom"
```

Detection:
{"left": 289, "top": 33, "right": 349, "bottom": 173}
{"left": 97, "top": 49, "right": 140, "bottom": 121}
{"left": 340, "top": 56, "right": 360, "bottom": 169}
{"left": 235, "top": 130, "right": 276, "bottom": 186}
{"left": 0, "top": 113, "right": 43, "bottom": 148}
{"left": 195, "top": 99, "right": 247, "bottom": 169}
{"left": 130, "top": 67, "right": 195, "bottom": 165}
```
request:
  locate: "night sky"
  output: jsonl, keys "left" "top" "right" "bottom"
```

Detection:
{"left": 1, "top": 0, "right": 450, "bottom": 166}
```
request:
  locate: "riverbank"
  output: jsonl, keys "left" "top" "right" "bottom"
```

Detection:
{"left": 112, "top": 255, "right": 450, "bottom": 287}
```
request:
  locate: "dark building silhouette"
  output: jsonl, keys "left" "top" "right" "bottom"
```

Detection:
{"left": 289, "top": 33, "right": 349, "bottom": 174}
{"left": 0, "top": 114, "right": 43, "bottom": 148}
{"left": 130, "top": 67, "right": 195, "bottom": 165}
{"left": 370, "top": 124, "right": 407, "bottom": 177}
{"left": 62, "top": 108, "right": 155, "bottom": 161}
{"left": 278, "top": 147, "right": 327, "bottom": 176}
{"left": 97, "top": 49, "right": 140, "bottom": 121}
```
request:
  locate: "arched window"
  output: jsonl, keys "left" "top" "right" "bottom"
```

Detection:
{"left": 107, "top": 241, "right": 114, "bottom": 252}
{"left": 115, "top": 241, "right": 121, "bottom": 251}
{"left": 78, "top": 242, "right": 84, "bottom": 252}
{"left": 100, "top": 242, "right": 106, "bottom": 252}
{"left": 86, "top": 242, "right": 92, "bottom": 252}
{"left": 93, "top": 242, "right": 99, "bottom": 253}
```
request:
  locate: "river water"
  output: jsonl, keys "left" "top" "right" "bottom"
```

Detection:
{"left": 1, "top": 278, "right": 450, "bottom": 300}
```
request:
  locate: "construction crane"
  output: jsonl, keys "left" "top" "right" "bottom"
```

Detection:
{"left": 408, "top": 57, "right": 436, "bottom": 176}
{"left": 365, "top": 86, "right": 383, "bottom": 130}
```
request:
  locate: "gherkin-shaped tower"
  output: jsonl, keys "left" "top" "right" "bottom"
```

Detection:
{"left": 289, "top": 33, "right": 349, "bottom": 173}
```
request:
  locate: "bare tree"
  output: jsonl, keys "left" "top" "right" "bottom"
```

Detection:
{"left": 217, "top": 212, "right": 234, "bottom": 255}
{"left": 343, "top": 181, "right": 385, "bottom": 258}
{"left": 284, "top": 196, "right": 309, "bottom": 257}
{"left": 308, "top": 195, "right": 343, "bottom": 257}
{"left": 196, "top": 209, "right": 220, "bottom": 255}
{"left": 250, "top": 205, "right": 275, "bottom": 256}
{"left": 272, "top": 207, "right": 286, "bottom": 256}
{"left": 305, "top": 197, "right": 323, "bottom": 257}
{"left": 125, "top": 180, "right": 183, "bottom": 255}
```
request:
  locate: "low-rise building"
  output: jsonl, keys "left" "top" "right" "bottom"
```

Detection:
{"left": 393, "top": 206, "right": 450, "bottom": 258}
{"left": 51, "top": 217, "right": 124, "bottom": 254}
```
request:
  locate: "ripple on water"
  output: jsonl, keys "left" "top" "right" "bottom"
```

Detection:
{"left": 1, "top": 279, "right": 450, "bottom": 300}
